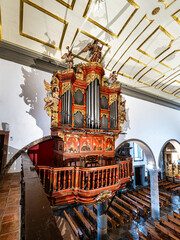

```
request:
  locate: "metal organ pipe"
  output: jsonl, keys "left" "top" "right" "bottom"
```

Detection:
{"left": 86, "top": 79, "right": 100, "bottom": 129}
{"left": 91, "top": 81, "right": 95, "bottom": 129}
{"left": 67, "top": 89, "right": 71, "bottom": 124}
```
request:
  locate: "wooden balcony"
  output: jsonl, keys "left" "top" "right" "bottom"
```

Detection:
{"left": 36, "top": 160, "right": 133, "bottom": 206}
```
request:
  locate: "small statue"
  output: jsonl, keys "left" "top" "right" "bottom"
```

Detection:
{"left": 119, "top": 98, "right": 126, "bottom": 124}
{"left": 61, "top": 47, "right": 74, "bottom": 69}
{"left": 82, "top": 40, "right": 103, "bottom": 62}
{"left": 44, "top": 80, "right": 59, "bottom": 115}
{"left": 109, "top": 71, "right": 118, "bottom": 85}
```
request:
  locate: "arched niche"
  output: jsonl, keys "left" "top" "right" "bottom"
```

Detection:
{"left": 158, "top": 139, "right": 180, "bottom": 179}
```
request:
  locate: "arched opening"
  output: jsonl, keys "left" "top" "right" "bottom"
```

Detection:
{"left": 116, "top": 139, "right": 156, "bottom": 189}
{"left": 159, "top": 139, "right": 180, "bottom": 180}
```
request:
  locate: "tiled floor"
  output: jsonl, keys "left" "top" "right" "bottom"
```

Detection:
{"left": 0, "top": 173, "right": 21, "bottom": 240}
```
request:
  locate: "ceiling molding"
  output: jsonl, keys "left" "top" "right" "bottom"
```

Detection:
{"left": 0, "top": 40, "right": 179, "bottom": 111}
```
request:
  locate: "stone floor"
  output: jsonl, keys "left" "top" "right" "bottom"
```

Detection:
{"left": 0, "top": 173, "right": 21, "bottom": 240}
{"left": 108, "top": 193, "right": 180, "bottom": 240}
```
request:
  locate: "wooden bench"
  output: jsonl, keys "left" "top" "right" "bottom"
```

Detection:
{"left": 133, "top": 191, "right": 151, "bottom": 203}
{"left": 73, "top": 207, "right": 95, "bottom": 238}
{"left": 127, "top": 193, "right": 151, "bottom": 210}
{"left": 115, "top": 196, "right": 139, "bottom": 217}
{"left": 108, "top": 206, "right": 125, "bottom": 224}
{"left": 174, "top": 211, "right": 180, "bottom": 220}
{"left": 154, "top": 222, "right": 179, "bottom": 240}
{"left": 84, "top": 206, "right": 97, "bottom": 226}
{"left": 121, "top": 194, "right": 147, "bottom": 215}
{"left": 64, "top": 210, "right": 84, "bottom": 239}
{"left": 161, "top": 218, "right": 180, "bottom": 236}
{"left": 138, "top": 230, "right": 150, "bottom": 240}
{"left": 111, "top": 201, "right": 133, "bottom": 221}
{"left": 159, "top": 190, "right": 172, "bottom": 203}
{"left": 146, "top": 225, "right": 162, "bottom": 240}
{"left": 168, "top": 214, "right": 180, "bottom": 227}
{"left": 143, "top": 188, "right": 169, "bottom": 205}
{"left": 93, "top": 204, "right": 121, "bottom": 227}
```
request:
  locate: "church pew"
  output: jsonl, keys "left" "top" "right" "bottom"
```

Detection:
{"left": 63, "top": 210, "right": 84, "bottom": 239}
{"left": 108, "top": 206, "right": 125, "bottom": 224}
{"left": 168, "top": 214, "right": 180, "bottom": 227}
{"left": 159, "top": 191, "right": 172, "bottom": 203}
{"left": 161, "top": 218, "right": 180, "bottom": 236}
{"left": 127, "top": 193, "right": 151, "bottom": 210}
{"left": 133, "top": 191, "right": 151, "bottom": 203}
{"left": 143, "top": 188, "right": 170, "bottom": 204}
{"left": 154, "top": 222, "right": 179, "bottom": 240}
{"left": 146, "top": 225, "right": 162, "bottom": 240}
{"left": 163, "top": 183, "right": 179, "bottom": 191}
{"left": 138, "top": 230, "right": 150, "bottom": 240}
{"left": 84, "top": 206, "right": 97, "bottom": 226}
{"left": 110, "top": 201, "right": 133, "bottom": 220}
{"left": 73, "top": 207, "right": 95, "bottom": 238}
{"left": 93, "top": 204, "right": 119, "bottom": 228}
{"left": 115, "top": 196, "right": 139, "bottom": 217}
{"left": 171, "top": 186, "right": 180, "bottom": 194}
{"left": 121, "top": 194, "right": 147, "bottom": 215}
{"left": 174, "top": 211, "right": 180, "bottom": 220}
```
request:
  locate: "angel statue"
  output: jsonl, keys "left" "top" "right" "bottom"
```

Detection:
{"left": 109, "top": 71, "right": 118, "bottom": 85}
{"left": 82, "top": 40, "right": 103, "bottom": 62}
{"left": 44, "top": 80, "right": 59, "bottom": 116}
{"left": 61, "top": 47, "right": 74, "bottom": 69}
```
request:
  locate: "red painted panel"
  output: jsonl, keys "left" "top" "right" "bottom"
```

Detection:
{"left": 28, "top": 140, "right": 55, "bottom": 166}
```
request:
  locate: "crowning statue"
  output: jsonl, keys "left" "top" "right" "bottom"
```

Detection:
{"left": 109, "top": 71, "right": 117, "bottom": 85}
{"left": 82, "top": 40, "right": 103, "bottom": 62}
{"left": 61, "top": 47, "right": 74, "bottom": 69}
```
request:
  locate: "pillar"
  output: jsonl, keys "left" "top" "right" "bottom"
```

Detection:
{"left": 95, "top": 190, "right": 112, "bottom": 240}
{"left": 97, "top": 200, "right": 108, "bottom": 240}
{"left": 149, "top": 168, "right": 160, "bottom": 219}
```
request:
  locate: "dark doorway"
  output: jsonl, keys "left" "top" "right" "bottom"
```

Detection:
{"left": 0, "top": 135, "right": 5, "bottom": 172}
{"left": 135, "top": 166, "right": 143, "bottom": 186}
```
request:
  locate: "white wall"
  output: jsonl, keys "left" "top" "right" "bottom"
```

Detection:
{"left": 0, "top": 58, "right": 51, "bottom": 171}
{"left": 116, "top": 95, "right": 180, "bottom": 166}
{"left": 0, "top": 58, "right": 180, "bottom": 171}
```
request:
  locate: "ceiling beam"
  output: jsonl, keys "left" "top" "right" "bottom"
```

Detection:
{"left": 0, "top": 40, "right": 179, "bottom": 111}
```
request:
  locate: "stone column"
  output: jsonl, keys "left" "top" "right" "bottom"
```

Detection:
{"left": 96, "top": 190, "right": 112, "bottom": 240}
{"left": 149, "top": 168, "right": 160, "bottom": 219}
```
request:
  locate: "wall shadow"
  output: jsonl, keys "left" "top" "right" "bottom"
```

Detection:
{"left": 19, "top": 67, "right": 49, "bottom": 135}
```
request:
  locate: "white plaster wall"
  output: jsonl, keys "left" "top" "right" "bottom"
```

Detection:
{"left": 116, "top": 95, "right": 180, "bottom": 166}
{"left": 0, "top": 58, "right": 180, "bottom": 171}
{"left": 0, "top": 58, "right": 51, "bottom": 171}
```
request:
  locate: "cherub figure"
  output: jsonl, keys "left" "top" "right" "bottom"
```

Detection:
{"left": 61, "top": 47, "right": 74, "bottom": 69}
{"left": 44, "top": 80, "right": 59, "bottom": 113}
{"left": 119, "top": 100, "right": 126, "bottom": 124}
{"left": 82, "top": 40, "right": 103, "bottom": 62}
{"left": 109, "top": 71, "right": 118, "bottom": 85}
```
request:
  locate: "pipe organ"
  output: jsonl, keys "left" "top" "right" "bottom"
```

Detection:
{"left": 44, "top": 62, "right": 126, "bottom": 167}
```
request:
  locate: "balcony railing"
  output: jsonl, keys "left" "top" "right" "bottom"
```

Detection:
{"left": 36, "top": 160, "right": 132, "bottom": 205}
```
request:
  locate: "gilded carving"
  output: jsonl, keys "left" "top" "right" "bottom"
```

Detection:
{"left": 86, "top": 72, "right": 101, "bottom": 85}
{"left": 58, "top": 131, "right": 64, "bottom": 141}
{"left": 101, "top": 94, "right": 108, "bottom": 99}
{"left": 75, "top": 63, "right": 85, "bottom": 80}
{"left": 62, "top": 82, "right": 71, "bottom": 95}
{"left": 75, "top": 87, "right": 84, "bottom": 94}
{"left": 74, "top": 109, "right": 85, "bottom": 115}
{"left": 61, "top": 69, "right": 74, "bottom": 74}
{"left": 95, "top": 190, "right": 112, "bottom": 203}
{"left": 44, "top": 79, "right": 59, "bottom": 127}
{"left": 101, "top": 113, "right": 109, "bottom": 118}
{"left": 118, "top": 95, "right": 127, "bottom": 126}
{"left": 109, "top": 94, "right": 117, "bottom": 105}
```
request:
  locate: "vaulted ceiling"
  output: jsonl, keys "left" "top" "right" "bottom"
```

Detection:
{"left": 0, "top": 0, "right": 180, "bottom": 105}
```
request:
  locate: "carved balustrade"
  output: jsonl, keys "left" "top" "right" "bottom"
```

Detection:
{"left": 36, "top": 160, "right": 131, "bottom": 205}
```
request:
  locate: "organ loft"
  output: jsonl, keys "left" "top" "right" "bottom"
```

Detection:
{"left": 43, "top": 55, "right": 132, "bottom": 206}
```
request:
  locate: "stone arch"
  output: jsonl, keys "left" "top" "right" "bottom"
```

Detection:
{"left": 3, "top": 135, "right": 52, "bottom": 173}
{"left": 158, "top": 139, "right": 180, "bottom": 170}
{"left": 116, "top": 138, "right": 156, "bottom": 168}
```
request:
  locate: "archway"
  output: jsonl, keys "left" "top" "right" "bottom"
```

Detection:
{"left": 116, "top": 139, "right": 156, "bottom": 188}
{"left": 158, "top": 139, "right": 180, "bottom": 180}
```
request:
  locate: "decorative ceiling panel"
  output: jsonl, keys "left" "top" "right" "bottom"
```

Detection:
{"left": 0, "top": 0, "right": 180, "bottom": 103}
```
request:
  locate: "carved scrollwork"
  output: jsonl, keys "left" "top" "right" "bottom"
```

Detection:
{"left": 62, "top": 82, "right": 71, "bottom": 95}
{"left": 75, "top": 87, "right": 85, "bottom": 94}
{"left": 118, "top": 95, "right": 127, "bottom": 126}
{"left": 109, "top": 94, "right": 117, "bottom": 105}
{"left": 86, "top": 72, "right": 101, "bottom": 86}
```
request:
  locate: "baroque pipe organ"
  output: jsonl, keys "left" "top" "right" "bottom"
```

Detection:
{"left": 43, "top": 62, "right": 132, "bottom": 205}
